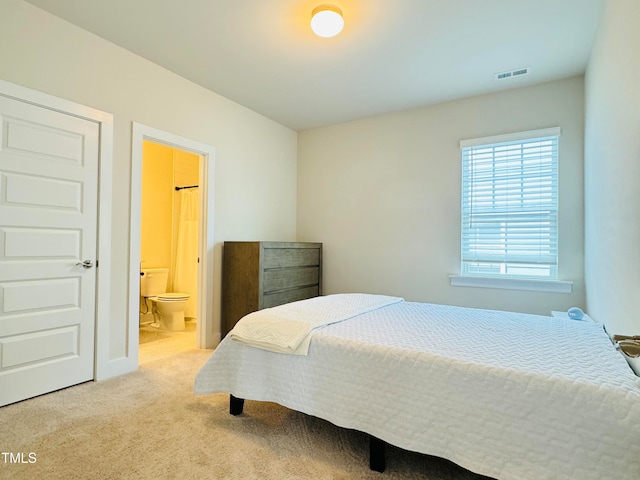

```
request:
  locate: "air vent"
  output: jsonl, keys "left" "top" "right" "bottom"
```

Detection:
{"left": 495, "top": 67, "right": 530, "bottom": 80}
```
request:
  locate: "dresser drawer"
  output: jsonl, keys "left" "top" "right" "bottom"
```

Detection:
{"left": 263, "top": 266, "right": 319, "bottom": 293}
{"left": 263, "top": 247, "right": 320, "bottom": 268}
{"left": 262, "top": 285, "right": 320, "bottom": 309}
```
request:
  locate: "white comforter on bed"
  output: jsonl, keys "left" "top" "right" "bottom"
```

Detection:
{"left": 195, "top": 297, "right": 640, "bottom": 480}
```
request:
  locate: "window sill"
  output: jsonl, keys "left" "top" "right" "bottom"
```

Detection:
{"left": 449, "top": 275, "right": 573, "bottom": 293}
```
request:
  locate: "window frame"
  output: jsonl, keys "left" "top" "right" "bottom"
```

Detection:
{"left": 458, "top": 127, "right": 561, "bottom": 282}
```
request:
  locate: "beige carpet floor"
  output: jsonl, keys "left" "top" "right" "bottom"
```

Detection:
{"left": 0, "top": 324, "right": 492, "bottom": 480}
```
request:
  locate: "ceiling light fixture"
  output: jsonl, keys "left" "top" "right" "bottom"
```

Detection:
{"left": 311, "top": 5, "right": 344, "bottom": 38}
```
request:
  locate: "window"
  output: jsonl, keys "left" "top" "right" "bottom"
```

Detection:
{"left": 460, "top": 128, "right": 560, "bottom": 280}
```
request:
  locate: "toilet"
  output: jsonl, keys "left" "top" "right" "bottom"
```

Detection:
{"left": 150, "top": 292, "right": 191, "bottom": 331}
{"left": 140, "top": 268, "right": 191, "bottom": 331}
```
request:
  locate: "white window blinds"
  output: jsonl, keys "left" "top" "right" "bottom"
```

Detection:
{"left": 460, "top": 128, "right": 560, "bottom": 279}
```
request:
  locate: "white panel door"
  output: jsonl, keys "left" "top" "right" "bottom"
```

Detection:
{"left": 0, "top": 95, "right": 99, "bottom": 407}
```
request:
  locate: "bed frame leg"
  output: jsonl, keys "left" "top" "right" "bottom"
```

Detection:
{"left": 229, "top": 395, "right": 244, "bottom": 415}
{"left": 369, "top": 435, "right": 386, "bottom": 472}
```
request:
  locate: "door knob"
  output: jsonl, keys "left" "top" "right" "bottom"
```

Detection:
{"left": 75, "top": 260, "right": 94, "bottom": 269}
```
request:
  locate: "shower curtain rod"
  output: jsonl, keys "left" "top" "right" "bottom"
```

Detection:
{"left": 175, "top": 185, "right": 199, "bottom": 191}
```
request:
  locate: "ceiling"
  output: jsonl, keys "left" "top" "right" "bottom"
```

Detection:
{"left": 25, "top": 0, "right": 605, "bottom": 131}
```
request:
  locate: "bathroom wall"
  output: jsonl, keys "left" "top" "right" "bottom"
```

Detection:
{"left": 141, "top": 141, "right": 173, "bottom": 273}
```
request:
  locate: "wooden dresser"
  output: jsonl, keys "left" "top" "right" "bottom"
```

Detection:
{"left": 221, "top": 241, "right": 322, "bottom": 337}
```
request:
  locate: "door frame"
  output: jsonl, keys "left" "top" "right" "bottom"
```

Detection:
{"left": 0, "top": 78, "right": 114, "bottom": 381}
{"left": 130, "top": 122, "right": 216, "bottom": 354}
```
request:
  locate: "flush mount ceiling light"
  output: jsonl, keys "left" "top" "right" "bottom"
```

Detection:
{"left": 311, "top": 5, "right": 344, "bottom": 38}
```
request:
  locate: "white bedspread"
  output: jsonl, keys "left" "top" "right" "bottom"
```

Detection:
{"left": 229, "top": 293, "right": 403, "bottom": 355}
{"left": 195, "top": 298, "right": 640, "bottom": 480}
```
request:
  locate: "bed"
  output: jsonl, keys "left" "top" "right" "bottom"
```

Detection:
{"left": 194, "top": 294, "right": 640, "bottom": 480}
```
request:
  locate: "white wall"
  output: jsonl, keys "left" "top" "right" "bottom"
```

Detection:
{"left": 584, "top": 0, "right": 640, "bottom": 334}
{"left": 298, "top": 77, "right": 585, "bottom": 315}
{"left": 0, "top": 0, "right": 297, "bottom": 371}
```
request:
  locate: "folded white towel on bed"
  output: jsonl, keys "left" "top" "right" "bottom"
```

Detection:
{"left": 229, "top": 293, "right": 404, "bottom": 355}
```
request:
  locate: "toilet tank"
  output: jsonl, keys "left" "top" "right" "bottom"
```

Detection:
{"left": 140, "top": 268, "right": 169, "bottom": 297}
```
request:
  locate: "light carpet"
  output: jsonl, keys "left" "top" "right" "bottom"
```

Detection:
{"left": 0, "top": 331, "right": 491, "bottom": 480}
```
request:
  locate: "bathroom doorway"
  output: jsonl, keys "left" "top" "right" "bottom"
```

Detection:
{"left": 129, "top": 123, "right": 216, "bottom": 365}
{"left": 139, "top": 141, "right": 200, "bottom": 350}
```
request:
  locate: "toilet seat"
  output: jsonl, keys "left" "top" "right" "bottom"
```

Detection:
{"left": 148, "top": 293, "right": 191, "bottom": 331}
{"left": 156, "top": 293, "right": 190, "bottom": 301}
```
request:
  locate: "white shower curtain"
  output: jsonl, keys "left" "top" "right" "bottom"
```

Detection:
{"left": 173, "top": 188, "right": 199, "bottom": 318}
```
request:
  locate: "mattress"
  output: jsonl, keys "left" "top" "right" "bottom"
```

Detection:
{"left": 194, "top": 299, "right": 640, "bottom": 480}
